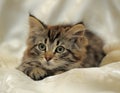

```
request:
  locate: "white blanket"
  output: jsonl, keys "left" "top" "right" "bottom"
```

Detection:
{"left": 0, "top": 0, "right": 120, "bottom": 93}
{"left": 0, "top": 61, "right": 120, "bottom": 93}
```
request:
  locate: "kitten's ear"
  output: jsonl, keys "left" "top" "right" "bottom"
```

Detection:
{"left": 66, "top": 24, "right": 85, "bottom": 39}
{"left": 27, "top": 15, "right": 46, "bottom": 46}
{"left": 29, "top": 15, "right": 46, "bottom": 32}
{"left": 65, "top": 23, "right": 88, "bottom": 47}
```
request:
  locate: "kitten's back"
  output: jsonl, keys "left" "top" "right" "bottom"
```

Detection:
{"left": 82, "top": 30, "right": 105, "bottom": 67}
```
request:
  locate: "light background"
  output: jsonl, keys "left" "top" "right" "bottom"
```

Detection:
{"left": 0, "top": 0, "right": 120, "bottom": 58}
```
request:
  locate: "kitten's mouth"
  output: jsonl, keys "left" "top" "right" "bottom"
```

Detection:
{"left": 46, "top": 61, "right": 50, "bottom": 66}
{"left": 44, "top": 60, "right": 53, "bottom": 66}
{"left": 42, "top": 61, "right": 57, "bottom": 70}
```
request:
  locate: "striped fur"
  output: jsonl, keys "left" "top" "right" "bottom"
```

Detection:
{"left": 17, "top": 15, "right": 105, "bottom": 80}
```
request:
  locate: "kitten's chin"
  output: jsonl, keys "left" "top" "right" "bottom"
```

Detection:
{"left": 41, "top": 61, "right": 61, "bottom": 70}
{"left": 42, "top": 64, "right": 55, "bottom": 70}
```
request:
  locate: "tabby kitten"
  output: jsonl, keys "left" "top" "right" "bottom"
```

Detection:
{"left": 17, "top": 15, "right": 105, "bottom": 80}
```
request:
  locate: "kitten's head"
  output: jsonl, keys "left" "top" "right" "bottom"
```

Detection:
{"left": 23, "top": 15, "right": 88, "bottom": 70}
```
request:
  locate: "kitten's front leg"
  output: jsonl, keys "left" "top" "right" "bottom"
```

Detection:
{"left": 54, "top": 71, "right": 64, "bottom": 75}
{"left": 17, "top": 61, "right": 47, "bottom": 80}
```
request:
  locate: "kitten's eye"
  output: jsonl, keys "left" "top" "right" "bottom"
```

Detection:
{"left": 38, "top": 43, "right": 46, "bottom": 51}
{"left": 56, "top": 46, "right": 65, "bottom": 53}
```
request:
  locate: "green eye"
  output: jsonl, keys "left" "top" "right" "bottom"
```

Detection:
{"left": 56, "top": 46, "right": 65, "bottom": 53}
{"left": 38, "top": 43, "right": 46, "bottom": 51}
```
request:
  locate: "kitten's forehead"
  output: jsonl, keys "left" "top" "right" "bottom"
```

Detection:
{"left": 46, "top": 26, "right": 67, "bottom": 43}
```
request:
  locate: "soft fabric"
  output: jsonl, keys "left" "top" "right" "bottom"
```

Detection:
{"left": 0, "top": 56, "right": 120, "bottom": 93}
{"left": 0, "top": 0, "right": 120, "bottom": 93}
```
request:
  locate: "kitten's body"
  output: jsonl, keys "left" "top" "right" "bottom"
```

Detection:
{"left": 17, "top": 15, "right": 105, "bottom": 80}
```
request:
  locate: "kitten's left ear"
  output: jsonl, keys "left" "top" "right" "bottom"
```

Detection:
{"left": 66, "top": 24, "right": 85, "bottom": 39}
{"left": 65, "top": 23, "right": 88, "bottom": 47}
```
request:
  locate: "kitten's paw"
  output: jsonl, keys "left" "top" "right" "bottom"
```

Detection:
{"left": 18, "top": 66, "right": 47, "bottom": 80}
{"left": 27, "top": 67, "right": 47, "bottom": 80}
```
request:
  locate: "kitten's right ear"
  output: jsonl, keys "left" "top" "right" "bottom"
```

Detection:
{"left": 29, "top": 15, "right": 46, "bottom": 32}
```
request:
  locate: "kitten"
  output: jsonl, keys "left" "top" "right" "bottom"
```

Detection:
{"left": 17, "top": 15, "right": 105, "bottom": 80}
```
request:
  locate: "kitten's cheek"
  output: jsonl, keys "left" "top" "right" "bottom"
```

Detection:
{"left": 39, "top": 59, "right": 46, "bottom": 65}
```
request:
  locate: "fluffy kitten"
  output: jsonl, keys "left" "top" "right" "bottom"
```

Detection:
{"left": 17, "top": 15, "right": 105, "bottom": 80}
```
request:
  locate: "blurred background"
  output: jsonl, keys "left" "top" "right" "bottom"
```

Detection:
{"left": 0, "top": 0, "right": 120, "bottom": 59}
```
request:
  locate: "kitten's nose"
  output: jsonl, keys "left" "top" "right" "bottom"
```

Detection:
{"left": 45, "top": 52, "right": 54, "bottom": 61}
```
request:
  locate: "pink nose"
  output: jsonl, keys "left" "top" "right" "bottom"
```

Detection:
{"left": 45, "top": 52, "right": 54, "bottom": 61}
{"left": 45, "top": 56, "right": 52, "bottom": 61}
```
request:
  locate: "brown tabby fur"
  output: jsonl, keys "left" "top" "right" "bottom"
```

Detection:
{"left": 17, "top": 15, "right": 105, "bottom": 80}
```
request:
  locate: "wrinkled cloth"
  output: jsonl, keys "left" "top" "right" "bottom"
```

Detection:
{"left": 0, "top": 0, "right": 120, "bottom": 93}
{"left": 0, "top": 61, "right": 120, "bottom": 93}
